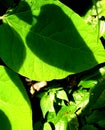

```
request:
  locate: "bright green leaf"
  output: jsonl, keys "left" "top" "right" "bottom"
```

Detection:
{"left": 55, "top": 119, "right": 68, "bottom": 130}
{"left": 79, "top": 80, "right": 98, "bottom": 88}
{"left": 73, "top": 90, "right": 89, "bottom": 113}
{"left": 43, "top": 122, "right": 52, "bottom": 130}
{"left": 40, "top": 91, "right": 55, "bottom": 118}
{"left": 55, "top": 105, "right": 78, "bottom": 129}
{"left": 46, "top": 112, "right": 56, "bottom": 122}
{"left": 0, "top": 65, "right": 32, "bottom": 130}
{"left": 0, "top": 0, "right": 105, "bottom": 81}
{"left": 56, "top": 89, "right": 69, "bottom": 102}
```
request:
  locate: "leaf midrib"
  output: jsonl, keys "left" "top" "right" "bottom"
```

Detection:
{"left": 6, "top": 17, "right": 85, "bottom": 51}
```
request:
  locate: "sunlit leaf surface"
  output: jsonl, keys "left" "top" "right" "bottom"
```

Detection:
{"left": 0, "top": 0, "right": 105, "bottom": 81}
{"left": 0, "top": 65, "right": 32, "bottom": 130}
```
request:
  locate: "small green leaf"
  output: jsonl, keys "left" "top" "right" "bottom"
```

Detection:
{"left": 56, "top": 89, "right": 69, "bottom": 101}
{"left": 73, "top": 90, "right": 89, "bottom": 112}
{"left": 79, "top": 67, "right": 105, "bottom": 89}
{"left": 55, "top": 119, "right": 68, "bottom": 130}
{"left": 79, "top": 80, "right": 98, "bottom": 88}
{"left": 0, "top": 66, "right": 32, "bottom": 130}
{"left": 43, "top": 122, "right": 52, "bottom": 130}
{"left": 40, "top": 91, "right": 55, "bottom": 118}
{"left": 55, "top": 105, "right": 78, "bottom": 129}
{"left": 46, "top": 112, "right": 56, "bottom": 122}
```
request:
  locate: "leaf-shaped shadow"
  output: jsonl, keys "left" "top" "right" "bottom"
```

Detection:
{"left": 26, "top": 4, "right": 98, "bottom": 74}
{"left": 0, "top": 23, "right": 26, "bottom": 71}
{"left": 0, "top": 110, "right": 12, "bottom": 130}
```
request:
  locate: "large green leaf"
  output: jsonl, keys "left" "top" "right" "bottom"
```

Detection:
{"left": 0, "top": 65, "right": 32, "bottom": 130}
{"left": 0, "top": 0, "right": 105, "bottom": 81}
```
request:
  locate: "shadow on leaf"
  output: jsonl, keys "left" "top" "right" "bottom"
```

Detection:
{"left": 0, "top": 110, "right": 12, "bottom": 130}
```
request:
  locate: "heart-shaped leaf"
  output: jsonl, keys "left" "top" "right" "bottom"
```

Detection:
{"left": 0, "top": 0, "right": 105, "bottom": 81}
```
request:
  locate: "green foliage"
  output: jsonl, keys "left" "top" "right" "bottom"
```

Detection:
{"left": 37, "top": 67, "right": 105, "bottom": 129}
{"left": 0, "top": 0, "right": 105, "bottom": 80}
{"left": 0, "top": 66, "right": 32, "bottom": 130}
{"left": 81, "top": 125, "right": 98, "bottom": 130}
{"left": 80, "top": 74, "right": 105, "bottom": 129}
{"left": 0, "top": 0, "right": 105, "bottom": 130}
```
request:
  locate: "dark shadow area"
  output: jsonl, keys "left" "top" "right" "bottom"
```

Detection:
{"left": 14, "top": 1, "right": 33, "bottom": 24}
{"left": 26, "top": 4, "right": 98, "bottom": 74}
{"left": 0, "top": 110, "right": 12, "bottom": 130}
{"left": 0, "top": 2, "right": 8, "bottom": 16}
{"left": 31, "top": 96, "right": 43, "bottom": 124}
{"left": 0, "top": 0, "right": 20, "bottom": 16}
{"left": 14, "top": 0, "right": 20, "bottom": 6}
{"left": 0, "top": 0, "right": 20, "bottom": 9}
{"left": 100, "top": 36, "right": 105, "bottom": 49}
{"left": 60, "top": 0, "right": 98, "bottom": 16}
{"left": 0, "top": 58, "right": 7, "bottom": 66}
{"left": 0, "top": 0, "right": 14, "bottom": 9}
{"left": 0, "top": 23, "right": 26, "bottom": 72}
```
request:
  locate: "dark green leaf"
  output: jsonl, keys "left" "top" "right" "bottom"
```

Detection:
{"left": 81, "top": 125, "right": 98, "bottom": 130}
{"left": 87, "top": 110, "right": 105, "bottom": 124}
{"left": 97, "top": 119, "right": 105, "bottom": 128}
{"left": 88, "top": 78, "right": 105, "bottom": 109}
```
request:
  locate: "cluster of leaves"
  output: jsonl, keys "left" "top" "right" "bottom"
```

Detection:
{"left": 0, "top": 0, "right": 105, "bottom": 130}
{"left": 34, "top": 67, "right": 105, "bottom": 130}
